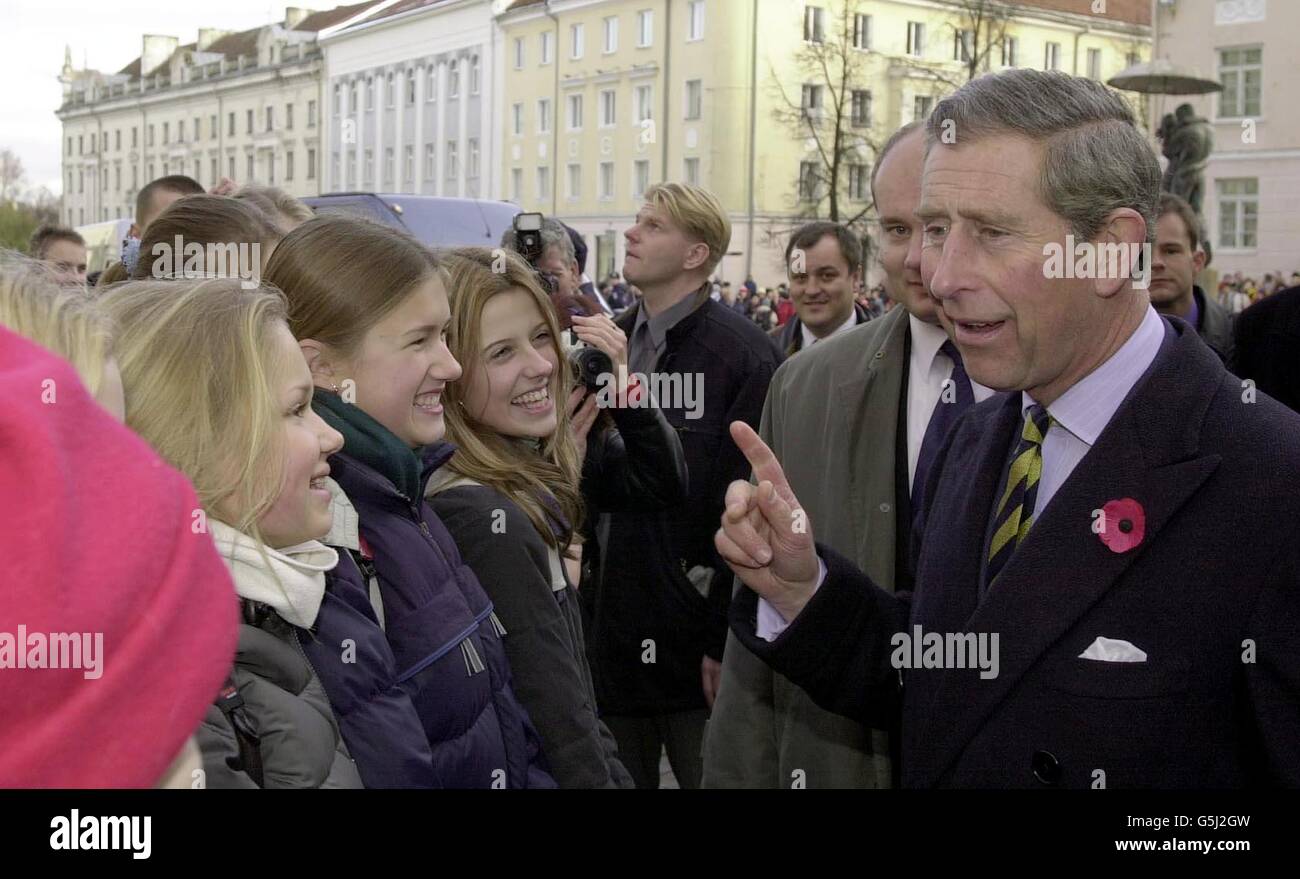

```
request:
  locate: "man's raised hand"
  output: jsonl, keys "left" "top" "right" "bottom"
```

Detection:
{"left": 715, "top": 421, "right": 820, "bottom": 623}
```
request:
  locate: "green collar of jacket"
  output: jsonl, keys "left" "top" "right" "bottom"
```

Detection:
{"left": 312, "top": 389, "right": 424, "bottom": 504}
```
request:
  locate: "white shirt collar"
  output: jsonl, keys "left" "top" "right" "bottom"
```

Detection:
{"left": 1024, "top": 305, "right": 1166, "bottom": 446}
{"left": 801, "top": 308, "right": 859, "bottom": 349}
{"left": 908, "top": 314, "right": 952, "bottom": 373}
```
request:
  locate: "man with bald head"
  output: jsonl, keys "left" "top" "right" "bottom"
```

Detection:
{"left": 702, "top": 121, "right": 995, "bottom": 789}
{"left": 720, "top": 70, "right": 1300, "bottom": 788}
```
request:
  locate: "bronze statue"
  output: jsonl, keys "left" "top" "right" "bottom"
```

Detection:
{"left": 1157, "top": 103, "right": 1214, "bottom": 215}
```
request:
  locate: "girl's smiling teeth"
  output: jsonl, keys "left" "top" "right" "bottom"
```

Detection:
{"left": 414, "top": 390, "right": 442, "bottom": 413}
{"left": 512, "top": 387, "right": 552, "bottom": 412}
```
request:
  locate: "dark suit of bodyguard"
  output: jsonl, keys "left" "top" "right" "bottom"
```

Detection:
{"left": 720, "top": 70, "right": 1300, "bottom": 788}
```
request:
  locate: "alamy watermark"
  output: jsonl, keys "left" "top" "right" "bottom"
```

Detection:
{"left": 1043, "top": 235, "right": 1151, "bottom": 290}
{"left": 890, "top": 625, "right": 999, "bottom": 680}
{"left": 593, "top": 364, "right": 705, "bottom": 420}
{"left": 150, "top": 236, "right": 262, "bottom": 290}
{"left": 0, "top": 625, "right": 103, "bottom": 679}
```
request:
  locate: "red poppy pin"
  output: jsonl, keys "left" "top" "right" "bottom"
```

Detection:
{"left": 1097, "top": 498, "right": 1145, "bottom": 553}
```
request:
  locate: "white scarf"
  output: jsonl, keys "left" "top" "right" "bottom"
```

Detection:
{"left": 207, "top": 518, "right": 338, "bottom": 629}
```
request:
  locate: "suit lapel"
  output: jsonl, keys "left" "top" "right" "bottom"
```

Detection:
{"left": 911, "top": 320, "right": 1226, "bottom": 787}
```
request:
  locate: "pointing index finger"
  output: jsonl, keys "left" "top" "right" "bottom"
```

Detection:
{"left": 729, "top": 421, "right": 795, "bottom": 503}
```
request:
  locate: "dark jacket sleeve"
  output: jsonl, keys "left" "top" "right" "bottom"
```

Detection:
{"left": 1244, "top": 540, "right": 1300, "bottom": 786}
{"left": 581, "top": 397, "right": 689, "bottom": 514}
{"left": 431, "top": 486, "right": 633, "bottom": 789}
{"left": 730, "top": 544, "right": 909, "bottom": 730}
{"left": 701, "top": 348, "right": 778, "bottom": 659}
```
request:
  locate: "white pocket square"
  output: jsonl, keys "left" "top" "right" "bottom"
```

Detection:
{"left": 1079, "top": 636, "right": 1147, "bottom": 663}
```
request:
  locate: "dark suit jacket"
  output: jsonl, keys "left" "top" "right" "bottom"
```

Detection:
{"left": 769, "top": 303, "right": 872, "bottom": 361}
{"left": 1231, "top": 284, "right": 1300, "bottom": 415}
{"left": 733, "top": 318, "right": 1300, "bottom": 787}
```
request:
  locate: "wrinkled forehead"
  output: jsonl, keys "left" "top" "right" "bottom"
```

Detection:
{"left": 919, "top": 134, "right": 1046, "bottom": 215}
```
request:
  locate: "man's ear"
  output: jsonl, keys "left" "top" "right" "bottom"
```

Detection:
{"left": 128, "top": 223, "right": 140, "bottom": 239}
{"left": 299, "top": 339, "right": 336, "bottom": 387}
{"left": 1192, "top": 247, "right": 1207, "bottom": 276}
{"left": 682, "top": 242, "right": 711, "bottom": 272}
{"left": 1094, "top": 208, "right": 1147, "bottom": 299}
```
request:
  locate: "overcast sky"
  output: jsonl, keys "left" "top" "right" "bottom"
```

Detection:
{"left": 1, "top": 0, "right": 303, "bottom": 196}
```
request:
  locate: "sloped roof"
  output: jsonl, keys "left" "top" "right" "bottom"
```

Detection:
{"left": 297, "top": 0, "right": 386, "bottom": 32}
{"left": 1016, "top": 0, "right": 1150, "bottom": 27}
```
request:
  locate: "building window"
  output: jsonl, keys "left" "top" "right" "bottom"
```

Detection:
{"left": 600, "top": 89, "right": 617, "bottom": 127}
{"left": 687, "top": 1, "right": 705, "bottom": 41}
{"left": 287, "top": 103, "right": 295, "bottom": 130}
{"left": 1087, "top": 48, "right": 1101, "bottom": 79}
{"left": 367, "top": 77, "right": 375, "bottom": 110}
{"left": 685, "top": 80, "right": 702, "bottom": 120}
{"left": 286, "top": 150, "right": 295, "bottom": 181}
{"left": 514, "top": 37, "right": 525, "bottom": 70}
{"left": 226, "top": 157, "right": 233, "bottom": 180}
{"left": 384, "top": 147, "right": 394, "bottom": 185}
{"left": 541, "top": 32, "right": 554, "bottom": 65}
{"left": 538, "top": 98, "right": 552, "bottom": 133}
{"left": 914, "top": 94, "right": 934, "bottom": 122}
{"left": 512, "top": 102, "right": 524, "bottom": 136}
{"left": 103, "top": 169, "right": 108, "bottom": 192}
{"left": 1217, "top": 178, "right": 1258, "bottom": 249}
{"left": 567, "top": 94, "right": 583, "bottom": 130}
{"left": 1044, "top": 42, "right": 1061, "bottom": 70}
{"left": 132, "top": 127, "right": 138, "bottom": 148}
{"left": 347, "top": 150, "right": 356, "bottom": 187}
{"left": 851, "top": 89, "right": 872, "bottom": 127}
{"left": 332, "top": 152, "right": 340, "bottom": 188}
{"left": 163, "top": 121, "right": 170, "bottom": 143}
{"left": 308, "top": 99, "right": 317, "bottom": 127}
{"left": 599, "top": 161, "right": 614, "bottom": 200}
{"left": 178, "top": 120, "right": 185, "bottom": 143}
{"left": 228, "top": 112, "right": 235, "bottom": 136}
{"left": 1126, "top": 51, "right": 1140, "bottom": 69}
{"left": 853, "top": 14, "right": 871, "bottom": 50}
{"left": 194, "top": 117, "right": 201, "bottom": 140}
{"left": 537, "top": 165, "right": 550, "bottom": 200}
{"left": 407, "top": 71, "right": 416, "bottom": 105}
{"left": 210, "top": 115, "right": 217, "bottom": 139}
{"left": 335, "top": 83, "right": 343, "bottom": 115}
{"left": 470, "top": 56, "right": 480, "bottom": 95}
{"left": 427, "top": 66, "right": 437, "bottom": 101}
{"left": 364, "top": 148, "right": 373, "bottom": 185}
{"left": 804, "top": 6, "right": 825, "bottom": 44}
{"left": 1002, "top": 36, "right": 1019, "bottom": 67}
{"left": 511, "top": 167, "right": 523, "bottom": 202}
{"left": 604, "top": 16, "right": 619, "bottom": 54}
{"left": 638, "top": 10, "right": 653, "bottom": 47}
{"left": 66, "top": 137, "right": 71, "bottom": 156}
{"left": 115, "top": 129, "right": 121, "bottom": 150}
{"left": 447, "top": 141, "right": 458, "bottom": 178}
{"left": 567, "top": 163, "right": 581, "bottom": 199}
{"left": 267, "top": 106, "right": 275, "bottom": 132}
{"left": 132, "top": 165, "right": 138, "bottom": 188}
{"left": 269, "top": 154, "right": 276, "bottom": 184}
{"left": 386, "top": 72, "right": 395, "bottom": 109}
{"left": 1219, "top": 47, "right": 1262, "bottom": 117}
{"left": 349, "top": 82, "right": 358, "bottom": 113}
{"left": 849, "top": 164, "right": 868, "bottom": 200}
{"left": 247, "top": 153, "right": 255, "bottom": 181}
{"left": 308, "top": 148, "right": 316, "bottom": 180}
{"left": 449, "top": 60, "right": 460, "bottom": 98}
{"left": 801, "top": 83, "right": 823, "bottom": 117}
{"left": 633, "top": 159, "right": 650, "bottom": 197}
{"left": 635, "top": 85, "right": 653, "bottom": 123}
{"left": 404, "top": 146, "right": 413, "bottom": 184}
{"left": 425, "top": 144, "right": 435, "bottom": 177}
{"left": 571, "top": 23, "right": 585, "bottom": 60}
{"left": 209, "top": 158, "right": 216, "bottom": 183}
{"left": 468, "top": 139, "right": 479, "bottom": 178}
{"left": 907, "top": 21, "right": 925, "bottom": 57}
{"left": 684, "top": 156, "right": 700, "bottom": 186}
{"left": 799, "top": 161, "right": 820, "bottom": 201}
{"left": 953, "top": 30, "right": 972, "bottom": 63}
{"left": 247, "top": 109, "right": 254, "bottom": 134}
{"left": 114, "top": 164, "right": 121, "bottom": 190}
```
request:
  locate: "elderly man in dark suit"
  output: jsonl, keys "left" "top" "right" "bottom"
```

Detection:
{"left": 717, "top": 70, "right": 1300, "bottom": 788}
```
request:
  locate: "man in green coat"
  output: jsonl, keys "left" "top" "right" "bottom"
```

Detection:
{"left": 702, "top": 121, "right": 996, "bottom": 788}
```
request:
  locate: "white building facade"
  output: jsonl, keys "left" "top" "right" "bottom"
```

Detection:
{"left": 56, "top": 5, "right": 382, "bottom": 227}
{"left": 321, "top": 0, "right": 502, "bottom": 200}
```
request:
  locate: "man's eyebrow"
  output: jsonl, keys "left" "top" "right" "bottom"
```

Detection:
{"left": 915, "top": 205, "right": 1022, "bottom": 228}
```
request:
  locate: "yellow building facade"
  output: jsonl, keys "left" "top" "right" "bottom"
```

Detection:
{"left": 498, "top": 0, "right": 1151, "bottom": 287}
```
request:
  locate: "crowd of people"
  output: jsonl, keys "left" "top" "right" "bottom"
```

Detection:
{"left": 4, "top": 67, "right": 1298, "bottom": 790}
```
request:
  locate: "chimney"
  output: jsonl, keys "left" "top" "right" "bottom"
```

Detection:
{"left": 197, "top": 28, "right": 232, "bottom": 51}
{"left": 141, "top": 34, "right": 179, "bottom": 76}
{"left": 285, "top": 7, "right": 312, "bottom": 29}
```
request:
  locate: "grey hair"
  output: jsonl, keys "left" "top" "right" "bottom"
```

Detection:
{"left": 499, "top": 217, "right": 576, "bottom": 265}
{"left": 925, "top": 70, "right": 1161, "bottom": 246}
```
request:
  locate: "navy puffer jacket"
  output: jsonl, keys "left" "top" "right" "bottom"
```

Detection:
{"left": 326, "top": 443, "right": 554, "bottom": 789}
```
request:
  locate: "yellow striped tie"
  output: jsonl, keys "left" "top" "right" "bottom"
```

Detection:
{"left": 985, "top": 404, "right": 1053, "bottom": 589}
